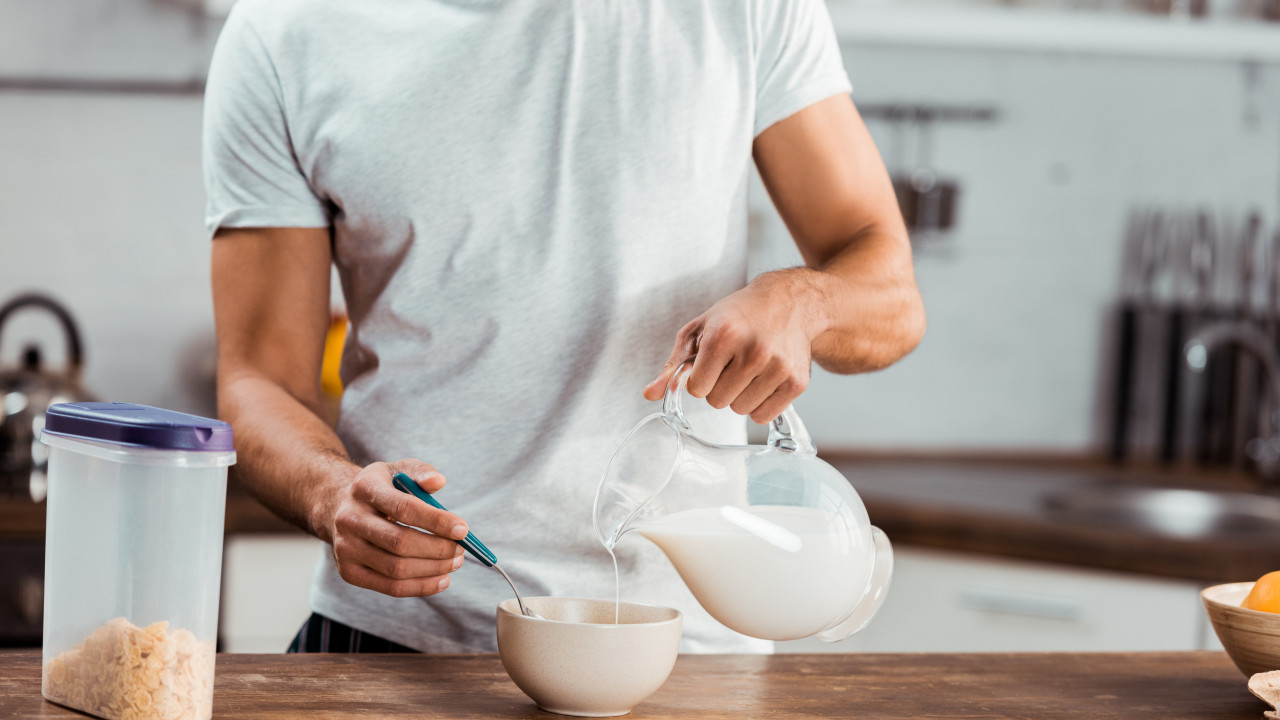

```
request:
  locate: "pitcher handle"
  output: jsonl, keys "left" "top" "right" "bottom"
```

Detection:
{"left": 766, "top": 404, "right": 816, "bottom": 455}
{"left": 661, "top": 360, "right": 696, "bottom": 430}
{"left": 815, "top": 526, "right": 894, "bottom": 643}
{"left": 662, "top": 360, "right": 816, "bottom": 455}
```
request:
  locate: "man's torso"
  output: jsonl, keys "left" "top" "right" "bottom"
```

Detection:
{"left": 237, "top": 0, "right": 767, "bottom": 652}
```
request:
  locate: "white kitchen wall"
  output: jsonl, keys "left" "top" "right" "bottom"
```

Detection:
{"left": 0, "top": 0, "right": 220, "bottom": 416}
{"left": 2, "top": 0, "right": 1278, "bottom": 451}
{"left": 0, "top": 92, "right": 216, "bottom": 415}
{"left": 766, "top": 29, "right": 1280, "bottom": 452}
{"left": 0, "top": 0, "right": 218, "bottom": 81}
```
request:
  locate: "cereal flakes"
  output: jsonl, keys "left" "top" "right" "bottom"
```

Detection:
{"left": 43, "top": 617, "right": 215, "bottom": 720}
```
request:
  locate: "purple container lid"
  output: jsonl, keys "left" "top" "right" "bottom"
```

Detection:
{"left": 43, "top": 402, "right": 234, "bottom": 452}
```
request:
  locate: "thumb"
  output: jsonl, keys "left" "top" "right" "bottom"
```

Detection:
{"left": 643, "top": 323, "right": 700, "bottom": 401}
{"left": 389, "top": 459, "right": 446, "bottom": 493}
{"left": 642, "top": 359, "right": 680, "bottom": 402}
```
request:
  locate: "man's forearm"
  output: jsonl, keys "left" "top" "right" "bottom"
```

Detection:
{"left": 778, "top": 226, "right": 924, "bottom": 375}
{"left": 219, "top": 369, "right": 360, "bottom": 543}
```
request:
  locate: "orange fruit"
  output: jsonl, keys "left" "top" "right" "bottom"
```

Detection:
{"left": 1242, "top": 571, "right": 1280, "bottom": 613}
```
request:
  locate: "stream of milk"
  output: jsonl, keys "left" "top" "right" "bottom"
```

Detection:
{"left": 609, "top": 547, "right": 620, "bottom": 624}
{"left": 627, "top": 505, "right": 868, "bottom": 641}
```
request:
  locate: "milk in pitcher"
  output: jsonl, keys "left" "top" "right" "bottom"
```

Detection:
{"left": 633, "top": 505, "right": 869, "bottom": 641}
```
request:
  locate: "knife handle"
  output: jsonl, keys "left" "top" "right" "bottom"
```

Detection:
{"left": 1111, "top": 303, "right": 1138, "bottom": 462}
{"left": 391, "top": 472, "right": 497, "bottom": 567}
{"left": 1159, "top": 306, "right": 1185, "bottom": 464}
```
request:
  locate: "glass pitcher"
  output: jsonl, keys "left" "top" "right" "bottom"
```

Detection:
{"left": 593, "top": 363, "right": 893, "bottom": 643}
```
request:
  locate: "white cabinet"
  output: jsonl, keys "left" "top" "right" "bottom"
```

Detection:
{"left": 777, "top": 547, "right": 1215, "bottom": 653}
{"left": 220, "top": 535, "right": 324, "bottom": 653}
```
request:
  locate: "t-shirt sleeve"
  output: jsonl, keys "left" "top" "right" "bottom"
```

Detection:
{"left": 752, "top": 0, "right": 852, "bottom": 138}
{"left": 202, "top": 9, "right": 330, "bottom": 238}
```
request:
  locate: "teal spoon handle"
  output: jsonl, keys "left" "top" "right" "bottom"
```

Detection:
{"left": 391, "top": 472, "right": 497, "bottom": 567}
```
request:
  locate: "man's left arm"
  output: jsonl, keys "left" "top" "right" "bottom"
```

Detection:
{"left": 644, "top": 94, "right": 925, "bottom": 422}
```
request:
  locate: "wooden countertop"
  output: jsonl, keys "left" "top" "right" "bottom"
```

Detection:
{"left": 835, "top": 457, "right": 1280, "bottom": 584}
{"left": 0, "top": 651, "right": 1267, "bottom": 719}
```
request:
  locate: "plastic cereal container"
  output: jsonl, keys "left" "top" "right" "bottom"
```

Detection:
{"left": 39, "top": 402, "right": 235, "bottom": 720}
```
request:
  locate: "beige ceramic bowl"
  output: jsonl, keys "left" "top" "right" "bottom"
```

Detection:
{"left": 1202, "top": 582, "right": 1280, "bottom": 677}
{"left": 496, "top": 597, "right": 682, "bottom": 717}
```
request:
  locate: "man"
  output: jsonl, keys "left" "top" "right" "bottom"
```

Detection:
{"left": 204, "top": 0, "right": 924, "bottom": 654}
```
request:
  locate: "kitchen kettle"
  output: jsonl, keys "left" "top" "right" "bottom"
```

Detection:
{"left": 593, "top": 362, "right": 893, "bottom": 643}
{"left": 0, "top": 293, "right": 94, "bottom": 499}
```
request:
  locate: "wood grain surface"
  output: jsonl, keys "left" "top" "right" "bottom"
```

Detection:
{"left": 0, "top": 651, "right": 1267, "bottom": 719}
{"left": 837, "top": 457, "right": 1280, "bottom": 584}
{"left": 861, "top": 495, "right": 1278, "bottom": 584}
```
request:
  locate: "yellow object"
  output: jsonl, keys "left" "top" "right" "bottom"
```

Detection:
{"left": 321, "top": 315, "right": 347, "bottom": 398}
{"left": 1243, "top": 571, "right": 1280, "bottom": 614}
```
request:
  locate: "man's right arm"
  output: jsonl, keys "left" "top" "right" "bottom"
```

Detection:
{"left": 212, "top": 226, "right": 467, "bottom": 597}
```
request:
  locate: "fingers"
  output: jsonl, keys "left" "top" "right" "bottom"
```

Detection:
{"left": 644, "top": 320, "right": 702, "bottom": 401}
{"left": 645, "top": 273, "right": 819, "bottom": 421}
{"left": 329, "top": 458, "right": 472, "bottom": 599}
{"left": 685, "top": 325, "right": 810, "bottom": 422}
{"left": 704, "top": 351, "right": 766, "bottom": 409}
{"left": 354, "top": 463, "right": 468, "bottom": 540}
{"left": 337, "top": 507, "right": 465, "bottom": 561}
{"left": 747, "top": 374, "right": 809, "bottom": 424}
{"left": 336, "top": 558, "right": 453, "bottom": 598}
{"left": 337, "top": 534, "right": 463, "bottom": 581}
{"left": 685, "top": 322, "right": 735, "bottom": 399}
{"left": 727, "top": 363, "right": 788, "bottom": 416}
{"left": 644, "top": 313, "right": 810, "bottom": 422}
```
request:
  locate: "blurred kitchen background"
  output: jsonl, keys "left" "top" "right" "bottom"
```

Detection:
{"left": 3, "top": 0, "right": 1280, "bottom": 655}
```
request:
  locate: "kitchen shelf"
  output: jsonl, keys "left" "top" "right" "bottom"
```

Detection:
{"left": 828, "top": 1, "right": 1280, "bottom": 63}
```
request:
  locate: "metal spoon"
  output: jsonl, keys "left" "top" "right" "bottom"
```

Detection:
{"left": 391, "top": 473, "right": 543, "bottom": 619}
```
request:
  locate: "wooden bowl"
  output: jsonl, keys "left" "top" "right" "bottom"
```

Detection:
{"left": 1202, "top": 582, "right": 1280, "bottom": 677}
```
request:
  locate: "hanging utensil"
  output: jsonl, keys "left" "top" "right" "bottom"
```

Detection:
{"left": 1231, "top": 212, "right": 1263, "bottom": 468}
{"left": 1130, "top": 208, "right": 1171, "bottom": 463}
{"left": 1111, "top": 207, "right": 1151, "bottom": 461}
{"left": 1160, "top": 212, "right": 1196, "bottom": 464}
{"left": 1200, "top": 212, "right": 1239, "bottom": 466}
{"left": 1265, "top": 227, "right": 1280, "bottom": 444}
{"left": 889, "top": 107, "right": 960, "bottom": 237}
{"left": 1177, "top": 209, "right": 1216, "bottom": 464}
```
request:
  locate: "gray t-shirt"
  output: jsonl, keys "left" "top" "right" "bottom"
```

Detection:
{"left": 203, "top": 0, "right": 851, "bottom": 653}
